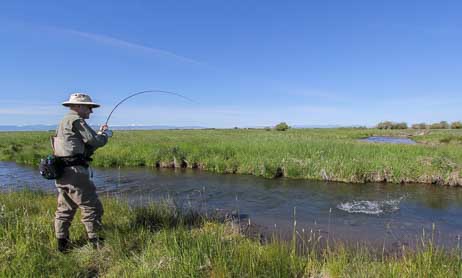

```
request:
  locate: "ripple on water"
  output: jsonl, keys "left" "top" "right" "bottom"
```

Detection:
{"left": 337, "top": 197, "right": 405, "bottom": 215}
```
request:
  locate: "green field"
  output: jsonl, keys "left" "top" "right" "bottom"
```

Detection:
{"left": 1, "top": 128, "right": 461, "bottom": 185}
{"left": 1, "top": 191, "right": 461, "bottom": 277}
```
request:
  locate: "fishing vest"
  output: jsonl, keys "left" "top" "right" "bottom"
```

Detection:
{"left": 53, "top": 111, "right": 98, "bottom": 158}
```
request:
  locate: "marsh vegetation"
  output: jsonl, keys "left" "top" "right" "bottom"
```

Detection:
{"left": 0, "top": 128, "right": 461, "bottom": 186}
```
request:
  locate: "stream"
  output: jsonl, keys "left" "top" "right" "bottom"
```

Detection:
{"left": 1, "top": 161, "right": 461, "bottom": 248}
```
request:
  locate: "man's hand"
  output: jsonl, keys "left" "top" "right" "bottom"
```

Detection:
{"left": 98, "top": 124, "right": 113, "bottom": 137}
{"left": 99, "top": 124, "right": 109, "bottom": 132}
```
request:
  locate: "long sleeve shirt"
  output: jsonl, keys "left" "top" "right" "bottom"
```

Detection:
{"left": 53, "top": 110, "right": 108, "bottom": 158}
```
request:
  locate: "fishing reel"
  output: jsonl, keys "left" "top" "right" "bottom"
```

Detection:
{"left": 98, "top": 129, "right": 113, "bottom": 137}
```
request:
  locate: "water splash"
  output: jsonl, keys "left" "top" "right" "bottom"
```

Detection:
{"left": 337, "top": 196, "right": 405, "bottom": 215}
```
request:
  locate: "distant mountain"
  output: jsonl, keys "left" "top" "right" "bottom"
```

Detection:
{"left": 0, "top": 125, "right": 205, "bottom": 131}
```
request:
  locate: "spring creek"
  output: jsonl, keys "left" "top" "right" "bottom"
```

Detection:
{"left": 1, "top": 161, "right": 462, "bottom": 249}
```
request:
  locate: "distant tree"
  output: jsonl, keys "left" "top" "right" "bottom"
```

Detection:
{"left": 395, "top": 122, "right": 408, "bottom": 129}
{"left": 264, "top": 126, "right": 271, "bottom": 131}
{"left": 440, "top": 121, "right": 449, "bottom": 129}
{"left": 451, "top": 121, "right": 462, "bottom": 129}
{"left": 377, "top": 121, "right": 393, "bottom": 129}
{"left": 430, "top": 121, "right": 450, "bottom": 129}
{"left": 377, "top": 121, "right": 407, "bottom": 129}
{"left": 412, "top": 123, "right": 428, "bottom": 129}
{"left": 274, "top": 122, "right": 290, "bottom": 131}
{"left": 429, "top": 123, "right": 441, "bottom": 129}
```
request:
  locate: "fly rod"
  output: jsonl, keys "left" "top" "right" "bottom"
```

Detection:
{"left": 105, "top": 90, "right": 196, "bottom": 125}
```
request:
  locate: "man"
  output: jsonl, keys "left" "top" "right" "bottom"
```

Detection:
{"left": 53, "top": 93, "right": 111, "bottom": 252}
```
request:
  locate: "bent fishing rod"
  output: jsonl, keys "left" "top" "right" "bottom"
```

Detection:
{"left": 104, "top": 90, "right": 197, "bottom": 126}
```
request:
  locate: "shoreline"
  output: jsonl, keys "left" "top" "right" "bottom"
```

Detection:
{"left": 3, "top": 157, "right": 462, "bottom": 187}
{"left": 0, "top": 128, "right": 461, "bottom": 186}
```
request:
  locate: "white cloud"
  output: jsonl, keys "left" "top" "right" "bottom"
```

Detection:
{"left": 375, "top": 94, "right": 462, "bottom": 107}
{"left": 97, "top": 104, "right": 354, "bottom": 128}
{"left": 0, "top": 105, "right": 62, "bottom": 116}
{"left": 45, "top": 26, "right": 203, "bottom": 65}
{"left": 2, "top": 94, "right": 460, "bottom": 127}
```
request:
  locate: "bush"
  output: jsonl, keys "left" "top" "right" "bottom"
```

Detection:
{"left": 395, "top": 122, "right": 408, "bottom": 129}
{"left": 430, "top": 121, "right": 450, "bottom": 129}
{"left": 377, "top": 121, "right": 392, "bottom": 129}
{"left": 377, "top": 121, "right": 407, "bottom": 129}
{"left": 451, "top": 121, "right": 462, "bottom": 129}
{"left": 412, "top": 123, "right": 428, "bottom": 129}
{"left": 274, "top": 122, "right": 290, "bottom": 131}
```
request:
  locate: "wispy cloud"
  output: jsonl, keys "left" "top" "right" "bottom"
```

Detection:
{"left": 0, "top": 105, "right": 62, "bottom": 116}
{"left": 370, "top": 93, "right": 462, "bottom": 107}
{"left": 0, "top": 100, "right": 57, "bottom": 105}
{"left": 97, "top": 104, "right": 353, "bottom": 127}
{"left": 44, "top": 25, "right": 203, "bottom": 65}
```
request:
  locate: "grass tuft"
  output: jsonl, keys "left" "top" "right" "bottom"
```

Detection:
{"left": 1, "top": 191, "right": 461, "bottom": 277}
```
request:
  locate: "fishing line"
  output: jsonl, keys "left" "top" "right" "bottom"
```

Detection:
{"left": 105, "top": 90, "right": 197, "bottom": 125}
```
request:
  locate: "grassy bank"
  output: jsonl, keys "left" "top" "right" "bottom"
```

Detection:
{"left": 1, "top": 191, "right": 461, "bottom": 277}
{"left": 0, "top": 128, "right": 461, "bottom": 186}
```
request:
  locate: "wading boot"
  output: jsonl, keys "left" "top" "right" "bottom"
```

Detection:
{"left": 57, "top": 238, "right": 70, "bottom": 253}
{"left": 89, "top": 237, "right": 104, "bottom": 250}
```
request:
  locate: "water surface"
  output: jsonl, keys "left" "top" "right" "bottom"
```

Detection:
{"left": 359, "top": 136, "right": 416, "bottom": 144}
{"left": 1, "top": 161, "right": 461, "bottom": 248}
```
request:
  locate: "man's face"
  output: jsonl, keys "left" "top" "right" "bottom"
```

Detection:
{"left": 75, "top": 105, "right": 93, "bottom": 119}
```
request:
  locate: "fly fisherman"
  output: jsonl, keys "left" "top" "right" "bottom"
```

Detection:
{"left": 53, "top": 93, "right": 111, "bottom": 252}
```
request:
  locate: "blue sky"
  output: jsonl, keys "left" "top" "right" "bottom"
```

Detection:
{"left": 1, "top": 1, "right": 461, "bottom": 127}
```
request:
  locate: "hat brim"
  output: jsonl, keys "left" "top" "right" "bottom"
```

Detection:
{"left": 62, "top": 101, "right": 100, "bottom": 108}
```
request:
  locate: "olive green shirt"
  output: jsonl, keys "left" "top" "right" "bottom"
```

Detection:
{"left": 53, "top": 110, "right": 108, "bottom": 158}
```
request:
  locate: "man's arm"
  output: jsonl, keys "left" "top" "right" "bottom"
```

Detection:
{"left": 73, "top": 119, "right": 108, "bottom": 148}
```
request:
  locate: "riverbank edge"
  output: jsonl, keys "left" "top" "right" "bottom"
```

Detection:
{"left": 1, "top": 191, "right": 461, "bottom": 277}
{"left": 1, "top": 129, "right": 461, "bottom": 187}
{"left": 3, "top": 156, "right": 462, "bottom": 187}
{"left": 153, "top": 157, "right": 462, "bottom": 187}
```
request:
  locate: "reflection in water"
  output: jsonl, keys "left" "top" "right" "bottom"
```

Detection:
{"left": 1, "top": 161, "right": 462, "bottom": 248}
{"left": 421, "top": 187, "right": 451, "bottom": 209}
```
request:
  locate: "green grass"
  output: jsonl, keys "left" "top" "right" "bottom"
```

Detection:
{"left": 1, "top": 191, "right": 461, "bottom": 277}
{"left": 1, "top": 128, "right": 461, "bottom": 185}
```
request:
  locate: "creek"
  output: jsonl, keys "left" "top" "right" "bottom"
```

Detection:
{"left": 1, "top": 161, "right": 461, "bottom": 248}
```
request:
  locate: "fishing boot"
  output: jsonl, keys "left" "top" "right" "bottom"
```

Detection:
{"left": 57, "top": 238, "right": 70, "bottom": 253}
{"left": 89, "top": 237, "right": 104, "bottom": 250}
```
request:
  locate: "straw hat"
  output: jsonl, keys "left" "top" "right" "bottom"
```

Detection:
{"left": 62, "top": 93, "right": 100, "bottom": 108}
